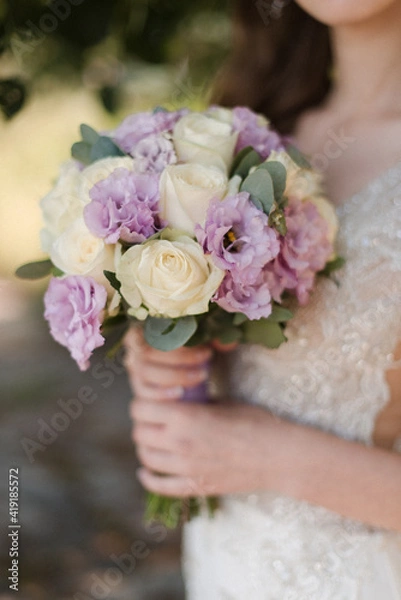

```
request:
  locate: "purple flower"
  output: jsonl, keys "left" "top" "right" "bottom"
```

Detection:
{"left": 84, "top": 168, "right": 162, "bottom": 244}
{"left": 196, "top": 192, "right": 280, "bottom": 283}
{"left": 265, "top": 199, "right": 333, "bottom": 304}
{"left": 111, "top": 109, "right": 188, "bottom": 155}
{"left": 214, "top": 271, "right": 273, "bottom": 320}
{"left": 232, "top": 106, "right": 284, "bottom": 159}
{"left": 132, "top": 134, "right": 177, "bottom": 174}
{"left": 44, "top": 276, "right": 107, "bottom": 371}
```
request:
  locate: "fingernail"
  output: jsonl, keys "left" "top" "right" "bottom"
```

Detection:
{"left": 165, "top": 386, "right": 184, "bottom": 399}
{"left": 187, "top": 369, "right": 207, "bottom": 382}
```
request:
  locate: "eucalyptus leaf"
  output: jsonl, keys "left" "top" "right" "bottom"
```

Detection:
{"left": 241, "top": 169, "right": 275, "bottom": 215}
{"left": 71, "top": 141, "right": 92, "bottom": 165}
{"left": 319, "top": 256, "right": 346, "bottom": 277}
{"left": 103, "top": 270, "right": 121, "bottom": 292}
{"left": 230, "top": 146, "right": 262, "bottom": 179}
{"left": 80, "top": 124, "right": 100, "bottom": 145}
{"left": 15, "top": 259, "right": 53, "bottom": 280}
{"left": 285, "top": 143, "right": 312, "bottom": 169}
{"left": 233, "top": 312, "right": 248, "bottom": 326}
{"left": 268, "top": 208, "right": 287, "bottom": 236}
{"left": 257, "top": 161, "right": 287, "bottom": 201}
{"left": 144, "top": 316, "right": 198, "bottom": 351}
{"left": 216, "top": 327, "right": 243, "bottom": 345}
{"left": 90, "top": 136, "right": 126, "bottom": 162}
{"left": 268, "top": 304, "right": 293, "bottom": 323}
{"left": 244, "top": 319, "right": 287, "bottom": 349}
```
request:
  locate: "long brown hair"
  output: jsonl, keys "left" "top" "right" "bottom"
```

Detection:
{"left": 212, "top": 1, "right": 332, "bottom": 134}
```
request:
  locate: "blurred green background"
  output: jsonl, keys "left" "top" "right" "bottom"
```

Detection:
{"left": 0, "top": 2, "right": 232, "bottom": 599}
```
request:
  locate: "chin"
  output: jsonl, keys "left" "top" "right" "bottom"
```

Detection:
{"left": 294, "top": 0, "right": 400, "bottom": 26}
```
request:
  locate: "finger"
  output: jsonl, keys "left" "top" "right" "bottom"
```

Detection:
{"left": 130, "top": 379, "right": 184, "bottom": 402}
{"left": 136, "top": 445, "right": 188, "bottom": 475}
{"left": 131, "top": 399, "right": 185, "bottom": 425}
{"left": 134, "top": 361, "right": 209, "bottom": 388}
{"left": 127, "top": 344, "right": 212, "bottom": 368}
{"left": 137, "top": 467, "right": 204, "bottom": 498}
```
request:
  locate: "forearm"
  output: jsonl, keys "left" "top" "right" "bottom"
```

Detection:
{"left": 264, "top": 416, "right": 401, "bottom": 532}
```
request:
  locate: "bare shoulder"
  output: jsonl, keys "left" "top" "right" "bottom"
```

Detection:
{"left": 293, "top": 108, "right": 401, "bottom": 205}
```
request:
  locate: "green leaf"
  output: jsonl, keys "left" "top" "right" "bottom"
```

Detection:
{"left": 230, "top": 146, "right": 262, "bottom": 179}
{"left": 80, "top": 124, "right": 100, "bottom": 145}
{"left": 241, "top": 169, "right": 275, "bottom": 215}
{"left": 319, "top": 256, "right": 346, "bottom": 277}
{"left": 285, "top": 143, "right": 311, "bottom": 169}
{"left": 216, "top": 327, "right": 243, "bottom": 345}
{"left": 90, "top": 136, "right": 126, "bottom": 162}
{"left": 15, "top": 259, "right": 53, "bottom": 280}
{"left": 268, "top": 208, "right": 287, "bottom": 236}
{"left": 71, "top": 141, "right": 92, "bottom": 165}
{"left": 144, "top": 316, "right": 198, "bottom": 351}
{"left": 103, "top": 270, "right": 121, "bottom": 292}
{"left": 268, "top": 304, "right": 293, "bottom": 323}
{"left": 244, "top": 319, "right": 287, "bottom": 349}
{"left": 233, "top": 312, "right": 248, "bottom": 326}
{"left": 257, "top": 161, "right": 287, "bottom": 201}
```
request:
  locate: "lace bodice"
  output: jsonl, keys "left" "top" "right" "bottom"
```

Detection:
{"left": 225, "top": 162, "right": 401, "bottom": 447}
{"left": 184, "top": 163, "right": 401, "bottom": 600}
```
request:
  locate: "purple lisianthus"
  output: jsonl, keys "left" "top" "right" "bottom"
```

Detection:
{"left": 265, "top": 199, "right": 333, "bottom": 304}
{"left": 84, "top": 168, "right": 162, "bottom": 244}
{"left": 232, "top": 106, "right": 283, "bottom": 159}
{"left": 132, "top": 134, "right": 177, "bottom": 174}
{"left": 214, "top": 271, "right": 273, "bottom": 320}
{"left": 196, "top": 192, "right": 280, "bottom": 283}
{"left": 111, "top": 109, "right": 188, "bottom": 155}
{"left": 44, "top": 275, "right": 107, "bottom": 371}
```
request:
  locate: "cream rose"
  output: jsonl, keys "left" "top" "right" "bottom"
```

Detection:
{"left": 40, "top": 157, "right": 135, "bottom": 253}
{"left": 40, "top": 161, "right": 83, "bottom": 253}
{"left": 117, "top": 231, "right": 225, "bottom": 319}
{"left": 266, "top": 150, "right": 323, "bottom": 200}
{"left": 173, "top": 112, "right": 238, "bottom": 172}
{"left": 159, "top": 163, "right": 228, "bottom": 235}
{"left": 78, "top": 156, "right": 135, "bottom": 205}
{"left": 50, "top": 218, "right": 114, "bottom": 282}
{"left": 266, "top": 151, "right": 338, "bottom": 246}
{"left": 309, "top": 195, "right": 339, "bottom": 246}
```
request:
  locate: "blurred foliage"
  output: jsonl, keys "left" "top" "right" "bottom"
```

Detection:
{"left": 0, "top": 0, "right": 232, "bottom": 118}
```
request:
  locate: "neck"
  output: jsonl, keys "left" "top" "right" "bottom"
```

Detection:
{"left": 327, "top": 4, "right": 401, "bottom": 118}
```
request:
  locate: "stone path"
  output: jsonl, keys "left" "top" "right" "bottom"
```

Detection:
{"left": 0, "top": 283, "right": 184, "bottom": 600}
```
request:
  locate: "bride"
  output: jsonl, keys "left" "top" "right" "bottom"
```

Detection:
{"left": 126, "top": 0, "right": 401, "bottom": 597}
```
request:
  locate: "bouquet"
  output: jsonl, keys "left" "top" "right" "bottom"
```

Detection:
{"left": 17, "top": 105, "right": 342, "bottom": 527}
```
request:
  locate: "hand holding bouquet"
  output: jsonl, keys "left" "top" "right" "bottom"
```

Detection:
{"left": 18, "top": 104, "right": 342, "bottom": 526}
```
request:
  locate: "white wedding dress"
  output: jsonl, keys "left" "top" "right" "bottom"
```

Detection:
{"left": 183, "top": 162, "right": 401, "bottom": 599}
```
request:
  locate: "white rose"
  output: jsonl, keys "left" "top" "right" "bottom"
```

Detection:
{"left": 309, "top": 195, "right": 339, "bottom": 246}
{"left": 173, "top": 112, "right": 238, "bottom": 172}
{"left": 78, "top": 156, "right": 135, "bottom": 205}
{"left": 40, "top": 161, "right": 82, "bottom": 253}
{"left": 206, "top": 106, "right": 234, "bottom": 125}
{"left": 117, "top": 230, "right": 225, "bottom": 319}
{"left": 266, "top": 150, "right": 323, "bottom": 200}
{"left": 50, "top": 218, "right": 114, "bottom": 283}
{"left": 40, "top": 157, "right": 135, "bottom": 253}
{"left": 159, "top": 163, "right": 228, "bottom": 235}
{"left": 266, "top": 151, "right": 338, "bottom": 247}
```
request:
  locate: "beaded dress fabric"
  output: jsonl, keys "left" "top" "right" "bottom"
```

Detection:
{"left": 183, "top": 163, "right": 401, "bottom": 600}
